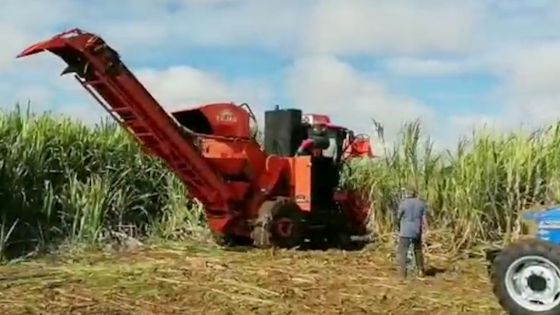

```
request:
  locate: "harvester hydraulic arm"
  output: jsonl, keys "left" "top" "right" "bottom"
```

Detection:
{"left": 17, "top": 29, "right": 233, "bottom": 214}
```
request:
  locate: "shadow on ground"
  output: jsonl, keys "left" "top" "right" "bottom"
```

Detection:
{"left": 220, "top": 238, "right": 373, "bottom": 253}
{"left": 424, "top": 266, "right": 446, "bottom": 277}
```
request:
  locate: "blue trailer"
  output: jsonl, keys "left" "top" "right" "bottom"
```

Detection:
{"left": 487, "top": 205, "right": 560, "bottom": 315}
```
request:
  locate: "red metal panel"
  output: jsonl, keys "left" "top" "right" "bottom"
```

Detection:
{"left": 291, "top": 156, "right": 312, "bottom": 212}
{"left": 171, "top": 103, "right": 252, "bottom": 138}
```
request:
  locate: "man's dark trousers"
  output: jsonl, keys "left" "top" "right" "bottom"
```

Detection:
{"left": 397, "top": 236, "right": 424, "bottom": 278}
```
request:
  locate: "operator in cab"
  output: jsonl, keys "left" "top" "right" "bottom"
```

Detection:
{"left": 396, "top": 186, "right": 428, "bottom": 279}
{"left": 295, "top": 121, "right": 331, "bottom": 156}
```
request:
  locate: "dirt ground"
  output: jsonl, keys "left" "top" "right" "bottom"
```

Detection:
{"left": 0, "top": 242, "right": 505, "bottom": 315}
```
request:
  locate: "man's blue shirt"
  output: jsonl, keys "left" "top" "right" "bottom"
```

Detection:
{"left": 397, "top": 197, "right": 427, "bottom": 238}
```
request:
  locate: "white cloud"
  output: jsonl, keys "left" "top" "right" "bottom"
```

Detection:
{"left": 0, "top": 0, "right": 80, "bottom": 71}
{"left": 0, "top": 24, "right": 33, "bottom": 71}
{"left": 75, "top": 0, "right": 310, "bottom": 57}
{"left": 5, "top": 0, "right": 560, "bottom": 151}
{"left": 300, "top": 0, "right": 484, "bottom": 56}
{"left": 180, "top": 0, "right": 250, "bottom": 7}
{"left": 438, "top": 40, "right": 560, "bottom": 145}
{"left": 136, "top": 65, "right": 272, "bottom": 112}
{"left": 492, "top": 42, "right": 560, "bottom": 98}
{"left": 285, "top": 56, "right": 437, "bottom": 152}
{"left": 137, "top": 67, "right": 233, "bottom": 109}
{"left": 446, "top": 114, "right": 509, "bottom": 138}
{"left": 485, "top": 41, "right": 560, "bottom": 129}
{"left": 385, "top": 58, "right": 478, "bottom": 77}
{"left": 55, "top": 104, "right": 108, "bottom": 125}
{"left": 448, "top": 114, "right": 499, "bottom": 129}
{"left": 1, "top": 0, "right": 486, "bottom": 66}
{"left": 11, "top": 85, "right": 55, "bottom": 108}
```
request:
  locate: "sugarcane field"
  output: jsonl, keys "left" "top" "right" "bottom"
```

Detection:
{"left": 0, "top": 108, "right": 506, "bottom": 315}
{"left": 1, "top": 101, "right": 559, "bottom": 315}
{"left": 5, "top": 2, "right": 560, "bottom": 315}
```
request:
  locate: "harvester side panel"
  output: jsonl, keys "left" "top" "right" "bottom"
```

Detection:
{"left": 18, "top": 29, "right": 233, "bottom": 217}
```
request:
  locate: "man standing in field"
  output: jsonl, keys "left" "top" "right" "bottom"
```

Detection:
{"left": 396, "top": 187, "right": 428, "bottom": 279}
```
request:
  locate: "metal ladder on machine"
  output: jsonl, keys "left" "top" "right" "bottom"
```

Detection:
{"left": 56, "top": 33, "right": 232, "bottom": 209}
{"left": 77, "top": 74, "right": 214, "bottom": 196}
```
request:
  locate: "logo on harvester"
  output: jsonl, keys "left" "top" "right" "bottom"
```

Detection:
{"left": 217, "top": 110, "right": 236, "bottom": 123}
{"left": 296, "top": 194, "right": 309, "bottom": 203}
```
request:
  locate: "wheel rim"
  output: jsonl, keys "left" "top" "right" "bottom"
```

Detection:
{"left": 504, "top": 255, "right": 560, "bottom": 311}
{"left": 275, "top": 218, "right": 294, "bottom": 238}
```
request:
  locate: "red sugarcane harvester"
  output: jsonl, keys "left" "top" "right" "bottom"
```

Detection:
{"left": 17, "top": 29, "right": 373, "bottom": 248}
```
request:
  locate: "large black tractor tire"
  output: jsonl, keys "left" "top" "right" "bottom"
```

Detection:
{"left": 491, "top": 238, "right": 560, "bottom": 315}
{"left": 252, "top": 198, "right": 305, "bottom": 249}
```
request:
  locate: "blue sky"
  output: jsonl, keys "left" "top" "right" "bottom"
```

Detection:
{"left": 2, "top": 0, "right": 560, "bottom": 150}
